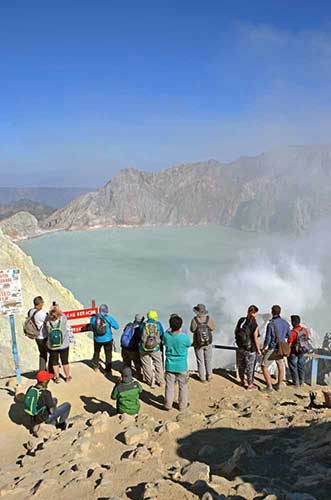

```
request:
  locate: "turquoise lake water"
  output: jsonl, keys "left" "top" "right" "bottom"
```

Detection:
{"left": 20, "top": 225, "right": 331, "bottom": 354}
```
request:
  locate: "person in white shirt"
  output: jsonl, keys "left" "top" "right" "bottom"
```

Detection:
{"left": 29, "top": 296, "right": 48, "bottom": 371}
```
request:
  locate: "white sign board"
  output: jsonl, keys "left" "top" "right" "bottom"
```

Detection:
{"left": 0, "top": 269, "right": 23, "bottom": 316}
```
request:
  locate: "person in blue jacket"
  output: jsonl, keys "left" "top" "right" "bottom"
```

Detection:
{"left": 90, "top": 304, "right": 119, "bottom": 375}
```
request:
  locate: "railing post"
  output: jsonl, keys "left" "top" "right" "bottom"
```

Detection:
{"left": 311, "top": 357, "right": 318, "bottom": 386}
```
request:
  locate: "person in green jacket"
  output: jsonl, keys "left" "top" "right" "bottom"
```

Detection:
{"left": 111, "top": 367, "right": 142, "bottom": 415}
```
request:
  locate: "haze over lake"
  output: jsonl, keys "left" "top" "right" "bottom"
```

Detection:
{"left": 20, "top": 226, "right": 330, "bottom": 354}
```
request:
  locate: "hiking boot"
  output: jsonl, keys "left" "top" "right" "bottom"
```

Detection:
{"left": 31, "top": 424, "right": 40, "bottom": 436}
{"left": 56, "top": 422, "right": 67, "bottom": 431}
{"left": 260, "top": 386, "right": 273, "bottom": 393}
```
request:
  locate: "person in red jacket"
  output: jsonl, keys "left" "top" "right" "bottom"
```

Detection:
{"left": 288, "top": 315, "right": 310, "bottom": 387}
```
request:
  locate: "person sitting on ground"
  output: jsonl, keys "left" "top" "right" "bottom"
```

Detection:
{"left": 46, "top": 305, "right": 74, "bottom": 383}
{"left": 90, "top": 304, "right": 119, "bottom": 375}
{"left": 261, "top": 305, "right": 291, "bottom": 392}
{"left": 139, "top": 310, "right": 165, "bottom": 389}
{"left": 28, "top": 296, "right": 49, "bottom": 371}
{"left": 163, "top": 314, "right": 192, "bottom": 411}
{"left": 190, "top": 304, "right": 215, "bottom": 383}
{"left": 111, "top": 366, "right": 142, "bottom": 415}
{"left": 24, "top": 370, "right": 71, "bottom": 434}
{"left": 288, "top": 315, "right": 312, "bottom": 387}
{"left": 235, "top": 305, "right": 261, "bottom": 391}
{"left": 121, "top": 314, "right": 144, "bottom": 380}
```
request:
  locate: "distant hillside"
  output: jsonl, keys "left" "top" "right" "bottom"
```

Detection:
{"left": 0, "top": 211, "right": 41, "bottom": 240}
{"left": 43, "top": 145, "right": 331, "bottom": 234}
{"left": 0, "top": 200, "right": 55, "bottom": 222}
{"left": 0, "top": 187, "right": 92, "bottom": 208}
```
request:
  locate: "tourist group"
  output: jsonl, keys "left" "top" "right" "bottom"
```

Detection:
{"left": 22, "top": 297, "right": 312, "bottom": 434}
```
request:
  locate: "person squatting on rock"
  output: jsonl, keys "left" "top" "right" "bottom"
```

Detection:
{"left": 111, "top": 366, "right": 142, "bottom": 415}
{"left": 190, "top": 304, "right": 215, "bottom": 382}
{"left": 120, "top": 314, "right": 144, "bottom": 380}
{"left": 288, "top": 315, "right": 312, "bottom": 387}
{"left": 261, "top": 305, "right": 291, "bottom": 392}
{"left": 24, "top": 370, "right": 71, "bottom": 434}
{"left": 163, "top": 314, "right": 192, "bottom": 411}
{"left": 46, "top": 305, "right": 75, "bottom": 383}
{"left": 139, "top": 310, "right": 164, "bottom": 388}
{"left": 90, "top": 304, "right": 119, "bottom": 375}
{"left": 235, "top": 305, "right": 261, "bottom": 391}
{"left": 27, "top": 296, "right": 49, "bottom": 371}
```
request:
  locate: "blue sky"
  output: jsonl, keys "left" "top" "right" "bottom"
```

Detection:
{"left": 1, "top": 1, "right": 331, "bottom": 187}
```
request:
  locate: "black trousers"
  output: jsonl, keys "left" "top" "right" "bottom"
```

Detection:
{"left": 121, "top": 348, "right": 142, "bottom": 376}
{"left": 35, "top": 338, "right": 48, "bottom": 371}
{"left": 92, "top": 340, "right": 113, "bottom": 372}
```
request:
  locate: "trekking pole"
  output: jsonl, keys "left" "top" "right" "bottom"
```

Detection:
{"left": 9, "top": 313, "right": 22, "bottom": 385}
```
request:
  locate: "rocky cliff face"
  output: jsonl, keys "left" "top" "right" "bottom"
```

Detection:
{"left": 43, "top": 145, "right": 331, "bottom": 234}
{"left": 0, "top": 212, "right": 42, "bottom": 240}
{"left": 0, "top": 230, "right": 93, "bottom": 376}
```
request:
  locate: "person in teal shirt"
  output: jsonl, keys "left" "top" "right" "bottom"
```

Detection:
{"left": 163, "top": 314, "right": 192, "bottom": 411}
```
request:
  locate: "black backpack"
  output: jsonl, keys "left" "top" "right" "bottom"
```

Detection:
{"left": 195, "top": 316, "right": 212, "bottom": 347}
{"left": 235, "top": 318, "right": 252, "bottom": 350}
{"left": 94, "top": 315, "right": 107, "bottom": 336}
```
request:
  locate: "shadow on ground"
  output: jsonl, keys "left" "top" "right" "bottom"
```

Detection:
{"left": 176, "top": 422, "right": 331, "bottom": 500}
{"left": 8, "top": 396, "right": 32, "bottom": 431}
{"left": 80, "top": 395, "right": 117, "bottom": 416}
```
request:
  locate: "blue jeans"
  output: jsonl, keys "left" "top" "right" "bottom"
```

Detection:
{"left": 288, "top": 354, "right": 305, "bottom": 385}
{"left": 47, "top": 402, "right": 71, "bottom": 425}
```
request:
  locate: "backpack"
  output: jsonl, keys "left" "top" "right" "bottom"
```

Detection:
{"left": 24, "top": 387, "right": 46, "bottom": 417}
{"left": 195, "top": 316, "right": 212, "bottom": 347}
{"left": 121, "top": 323, "right": 136, "bottom": 349}
{"left": 48, "top": 320, "right": 64, "bottom": 348}
{"left": 296, "top": 327, "right": 313, "bottom": 354}
{"left": 235, "top": 318, "right": 252, "bottom": 350}
{"left": 94, "top": 315, "right": 107, "bottom": 336}
{"left": 23, "top": 310, "right": 40, "bottom": 340}
{"left": 141, "top": 322, "right": 161, "bottom": 352}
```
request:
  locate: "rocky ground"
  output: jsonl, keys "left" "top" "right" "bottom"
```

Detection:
{"left": 0, "top": 361, "right": 330, "bottom": 500}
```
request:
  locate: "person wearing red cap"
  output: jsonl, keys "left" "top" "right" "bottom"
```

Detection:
{"left": 24, "top": 370, "right": 71, "bottom": 433}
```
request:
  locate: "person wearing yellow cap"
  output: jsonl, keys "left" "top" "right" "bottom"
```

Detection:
{"left": 139, "top": 310, "right": 165, "bottom": 388}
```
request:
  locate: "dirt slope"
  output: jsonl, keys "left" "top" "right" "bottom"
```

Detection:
{"left": 0, "top": 361, "right": 330, "bottom": 500}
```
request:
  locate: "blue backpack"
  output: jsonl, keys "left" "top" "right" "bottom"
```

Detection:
{"left": 121, "top": 323, "right": 136, "bottom": 349}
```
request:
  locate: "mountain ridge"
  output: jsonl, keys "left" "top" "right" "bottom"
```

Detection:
{"left": 42, "top": 145, "right": 331, "bottom": 234}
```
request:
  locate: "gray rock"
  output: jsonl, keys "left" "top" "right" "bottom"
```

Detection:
{"left": 216, "top": 442, "right": 256, "bottom": 479}
{"left": 181, "top": 461, "right": 210, "bottom": 483}
{"left": 123, "top": 426, "right": 149, "bottom": 446}
{"left": 198, "top": 445, "right": 216, "bottom": 458}
{"left": 236, "top": 482, "right": 258, "bottom": 500}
